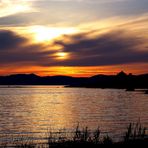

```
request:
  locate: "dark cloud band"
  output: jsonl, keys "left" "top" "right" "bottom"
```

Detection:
{"left": 0, "top": 28, "right": 148, "bottom": 67}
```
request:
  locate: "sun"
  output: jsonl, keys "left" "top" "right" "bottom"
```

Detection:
{"left": 28, "top": 26, "right": 76, "bottom": 42}
{"left": 56, "top": 52, "right": 69, "bottom": 60}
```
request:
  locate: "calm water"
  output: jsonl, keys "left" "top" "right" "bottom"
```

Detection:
{"left": 0, "top": 86, "right": 148, "bottom": 143}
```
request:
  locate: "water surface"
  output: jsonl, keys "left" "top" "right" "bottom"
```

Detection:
{"left": 0, "top": 86, "right": 147, "bottom": 142}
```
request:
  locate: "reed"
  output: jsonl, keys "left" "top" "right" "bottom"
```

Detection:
{"left": 0, "top": 122, "right": 147, "bottom": 147}
{"left": 124, "top": 121, "right": 147, "bottom": 143}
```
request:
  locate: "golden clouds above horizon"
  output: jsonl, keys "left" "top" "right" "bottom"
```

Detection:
{"left": 1, "top": 63, "right": 148, "bottom": 77}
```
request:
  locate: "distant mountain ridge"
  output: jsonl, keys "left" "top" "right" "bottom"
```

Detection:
{"left": 0, "top": 72, "right": 148, "bottom": 89}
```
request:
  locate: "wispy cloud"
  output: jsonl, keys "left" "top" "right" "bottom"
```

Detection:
{"left": 0, "top": 0, "right": 33, "bottom": 17}
{"left": 0, "top": 0, "right": 148, "bottom": 27}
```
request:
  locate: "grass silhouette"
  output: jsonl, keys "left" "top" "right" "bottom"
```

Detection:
{"left": 0, "top": 122, "right": 147, "bottom": 147}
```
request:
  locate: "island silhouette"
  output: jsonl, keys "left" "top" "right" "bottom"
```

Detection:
{"left": 0, "top": 71, "right": 148, "bottom": 89}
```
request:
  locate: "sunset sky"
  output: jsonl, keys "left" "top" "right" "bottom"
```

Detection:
{"left": 0, "top": 0, "right": 148, "bottom": 77}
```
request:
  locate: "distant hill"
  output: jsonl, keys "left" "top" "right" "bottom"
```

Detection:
{"left": 0, "top": 73, "right": 86, "bottom": 86}
{"left": 0, "top": 72, "right": 148, "bottom": 89}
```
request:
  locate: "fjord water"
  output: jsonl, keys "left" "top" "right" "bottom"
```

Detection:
{"left": 0, "top": 86, "right": 148, "bottom": 142}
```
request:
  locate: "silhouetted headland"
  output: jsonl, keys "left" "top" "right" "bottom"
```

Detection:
{"left": 0, "top": 71, "right": 148, "bottom": 89}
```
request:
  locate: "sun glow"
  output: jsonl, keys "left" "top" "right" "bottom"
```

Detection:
{"left": 29, "top": 26, "right": 77, "bottom": 42}
{"left": 56, "top": 52, "right": 69, "bottom": 60}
